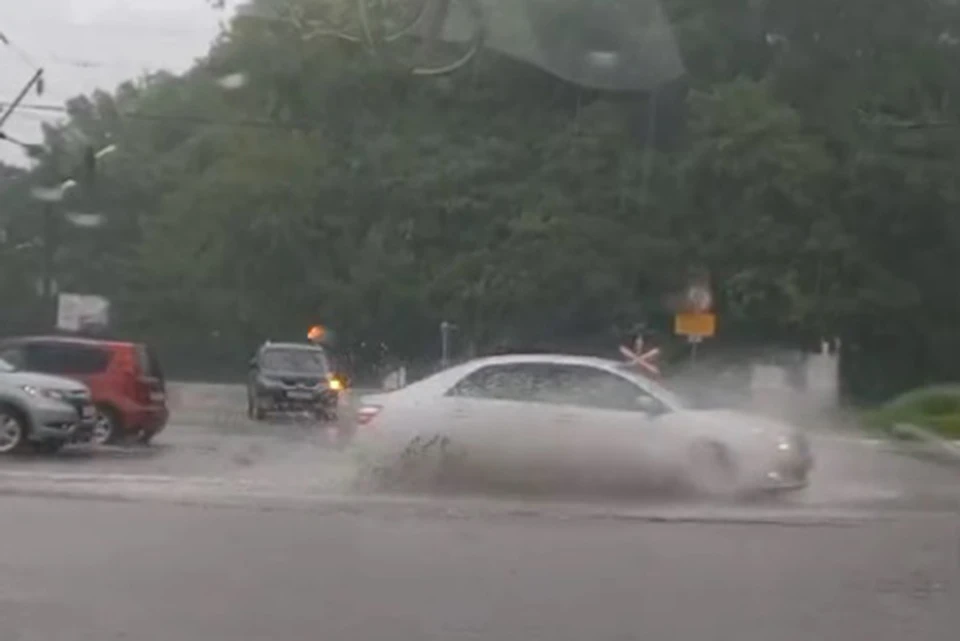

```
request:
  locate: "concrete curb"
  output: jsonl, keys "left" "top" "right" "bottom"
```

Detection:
{"left": 887, "top": 423, "right": 960, "bottom": 466}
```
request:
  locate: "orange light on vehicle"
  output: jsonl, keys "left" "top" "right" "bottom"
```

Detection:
{"left": 307, "top": 325, "right": 326, "bottom": 342}
{"left": 328, "top": 377, "right": 343, "bottom": 391}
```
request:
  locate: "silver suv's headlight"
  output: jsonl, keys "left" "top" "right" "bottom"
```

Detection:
{"left": 20, "top": 385, "right": 67, "bottom": 400}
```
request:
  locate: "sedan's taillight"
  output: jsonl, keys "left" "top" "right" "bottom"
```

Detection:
{"left": 356, "top": 405, "right": 382, "bottom": 426}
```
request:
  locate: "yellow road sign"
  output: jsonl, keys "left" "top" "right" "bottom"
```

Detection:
{"left": 674, "top": 312, "right": 716, "bottom": 337}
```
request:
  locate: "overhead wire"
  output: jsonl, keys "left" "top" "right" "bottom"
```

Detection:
{"left": 0, "top": 7, "right": 370, "bottom": 136}
{"left": 0, "top": 100, "right": 320, "bottom": 131}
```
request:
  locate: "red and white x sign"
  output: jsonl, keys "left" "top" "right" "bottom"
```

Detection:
{"left": 619, "top": 344, "right": 661, "bottom": 377}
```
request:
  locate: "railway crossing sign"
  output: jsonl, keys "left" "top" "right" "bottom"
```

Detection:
{"left": 619, "top": 343, "right": 661, "bottom": 377}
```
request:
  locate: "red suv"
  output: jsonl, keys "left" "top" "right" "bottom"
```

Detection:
{"left": 0, "top": 336, "right": 168, "bottom": 444}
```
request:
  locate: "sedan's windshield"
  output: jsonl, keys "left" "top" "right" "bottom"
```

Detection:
{"left": 0, "top": 358, "right": 15, "bottom": 373}
{"left": 261, "top": 348, "right": 329, "bottom": 374}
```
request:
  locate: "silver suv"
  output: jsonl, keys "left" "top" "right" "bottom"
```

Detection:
{"left": 0, "top": 357, "right": 96, "bottom": 454}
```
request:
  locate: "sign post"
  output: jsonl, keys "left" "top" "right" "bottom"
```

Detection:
{"left": 56, "top": 293, "right": 110, "bottom": 333}
{"left": 440, "top": 321, "right": 457, "bottom": 369}
{"left": 673, "top": 276, "right": 716, "bottom": 362}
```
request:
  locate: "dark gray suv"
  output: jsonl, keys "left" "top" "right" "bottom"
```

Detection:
{"left": 246, "top": 342, "right": 341, "bottom": 421}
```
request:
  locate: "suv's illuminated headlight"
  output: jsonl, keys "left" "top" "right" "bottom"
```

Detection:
{"left": 21, "top": 385, "right": 66, "bottom": 400}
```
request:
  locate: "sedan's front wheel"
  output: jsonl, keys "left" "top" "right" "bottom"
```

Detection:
{"left": 687, "top": 440, "right": 741, "bottom": 498}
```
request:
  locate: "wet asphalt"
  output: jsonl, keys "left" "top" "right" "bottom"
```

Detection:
{"left": 1, "top": 406, "right": 960, "bottom": 641}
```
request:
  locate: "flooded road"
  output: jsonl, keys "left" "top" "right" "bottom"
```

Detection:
{"left": 1, "top": 485, "right": 958, "bottom": 641}
{"left": 2, "top": 408, "right": 960, "bottom": 641}
{"left": 2, "top": 414, "right": 958, "bottom": 514}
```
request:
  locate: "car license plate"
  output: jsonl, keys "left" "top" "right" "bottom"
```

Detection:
{"left": 81, "top": 405, "right": 95, "bottom": 418}
{"left": 287, "top": 390, "right": 313, "bottom": 400}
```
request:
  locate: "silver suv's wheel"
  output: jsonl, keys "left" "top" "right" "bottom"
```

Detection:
{"left": 0, "top": 407, "right": 27, "bottom": 454}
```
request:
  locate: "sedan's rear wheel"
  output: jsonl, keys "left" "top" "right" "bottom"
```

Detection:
{"left": 0, "top": 407, "right": 28, "bottom": 454}
{"left": 687, "top": 441, "right": 741, "bottom": 498}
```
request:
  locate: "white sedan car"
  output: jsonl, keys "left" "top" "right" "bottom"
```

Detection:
{"left": 353, "top": 353, "right": 813, "bottom": 496}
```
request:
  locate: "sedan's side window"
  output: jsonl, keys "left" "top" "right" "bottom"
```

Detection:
{"left": 0, "top": 346, "right": 24, "bottom": 368}
{"left": 533, "top": 364, "right": 665, "bottom": 413}
{"left": 446, "top": 364, "right": 540, "bottom": 401}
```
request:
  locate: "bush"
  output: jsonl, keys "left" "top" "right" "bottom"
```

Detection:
{"left": 865, "top": 384, "right": 960, "bottom": 439}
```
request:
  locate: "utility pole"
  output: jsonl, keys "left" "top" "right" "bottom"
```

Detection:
{"left": 0, "top": 68, "right": 43, "bottom": 131}
{"left": 440, "top": 320, "right": 457, "bottom": 369}
{"left": 40, "top": 202, "right": 55, "bottom": 300}
{"left": 31, "top": 179, "right": 76, "bottom": 326}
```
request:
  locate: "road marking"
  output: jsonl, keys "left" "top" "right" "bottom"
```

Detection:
{"left": 2, "top": 468, "right": 957, "bottom": 524}
{"left": 0, "top": 470, "right": 330, "bottom": 490}
{"left": 811, "top": 435, "right": 886, "bottom": 446}
{"left": 0, "top": 475, "right": 891, "bottom": 526}
{"left": 0, "top": 468, "right": 356, "bottom": 495}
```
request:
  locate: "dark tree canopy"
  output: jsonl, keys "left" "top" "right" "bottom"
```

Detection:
{"left": 2, "top": 0, "right": 959, "bottom": 399}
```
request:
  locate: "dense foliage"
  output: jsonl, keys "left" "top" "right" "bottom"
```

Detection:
{"left": 864, "top": 385, "right": 960, "bottom": 438}
{"left": 2, "top": 0, "right": 959, "bottom": 397}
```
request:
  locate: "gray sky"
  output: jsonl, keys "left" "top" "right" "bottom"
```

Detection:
{"left": 1, "top": 0, "right": 235, "bottom": 164}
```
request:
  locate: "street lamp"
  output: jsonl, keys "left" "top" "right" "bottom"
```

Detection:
{"left": 64, "top": 212, "right": 105, "bottom": 229}
{"left": 94, "top": 144, "right": 117, "bottom": 160}
{"left": 28, "top": 144, "right": 116, "bottom": 319}
{"left": 30, "top": 178, "right": 76, "bottom": 203}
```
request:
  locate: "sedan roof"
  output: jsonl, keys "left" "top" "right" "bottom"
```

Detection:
{"left": 462, "top": 352, "right": 624, "bottom": 370}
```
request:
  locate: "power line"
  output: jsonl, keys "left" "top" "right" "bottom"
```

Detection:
{"left": 0, "top": 100, "right": 317, "bottom": 131}
{"left": 0, "top": 28, "right": 42, "bottom": 69}
{"left": 2, "top": 17, "right": 220, "bottom": 39}
{"left": 44, "top": 54, "right": 173, "bottom": 70}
